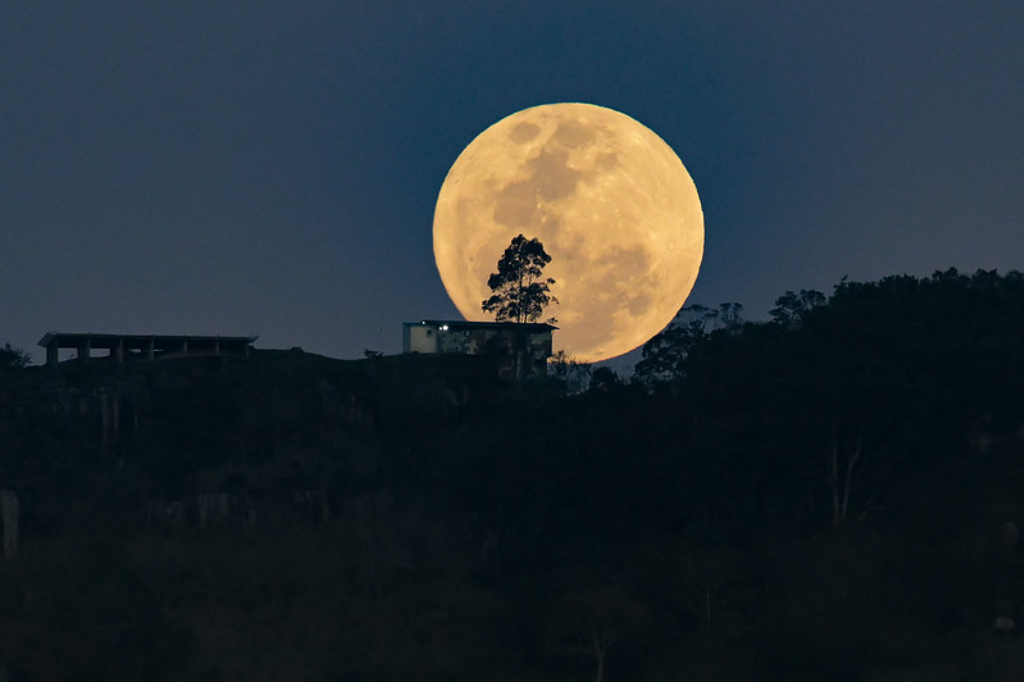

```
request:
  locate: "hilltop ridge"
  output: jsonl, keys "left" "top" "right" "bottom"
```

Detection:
{"left": 0, "top": 269, "right": 1023, "bottom": 680}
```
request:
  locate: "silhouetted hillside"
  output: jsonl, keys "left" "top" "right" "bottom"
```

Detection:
{"left": 1, "top": 268, "right": 1023, "bottom": 680}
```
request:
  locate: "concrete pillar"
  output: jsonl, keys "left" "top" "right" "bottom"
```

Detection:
{"left": 47, "top": 342, "right": 58, "bottom": 369}
{"left": 100, "top": 391, "right": 110, "bottom": 450}
{"left": 1, "top": 490, "right": 18, "bottom": 560}
{"left": 146, "top": 339, "right": 154, "bottom": 361}
{"left": 78, "top": 337, "right": 91, "bottom": 362}
{"left": 115, "top": 338, "right": 124, "bottom": 364}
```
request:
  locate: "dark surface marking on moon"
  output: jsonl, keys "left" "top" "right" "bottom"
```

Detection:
{"left": 573, "top": 293, "right": 616, "bottom": 350}
{"left": 552, "top": 119, "right": 594, "bottom": 148}
{"left": 597, "top": 152, "right": 618, "bottom": 170}
{"left": 629, "top": 272, "right": 661, "bottom": 318}
{"left": 528, "top": 149, "right": 580, "bottom": 203}
{"left": 553, "top": 229, "right": 585, "bottom": 262}
{"left": 509, "top": 122, "right": 540, "bottom": 144}
{"left": 493, "top": 145, "right": 582, "bottom": 227}
{"left": 590, "top": 245, "right": 654, "bottom": 317}
{"left": 493, "top": 181, "right": 537, "bottom": 228}
{"left": 627, "top": 292, "right": 651, "bottom": 316}
{"left": 597, "top": 245, "right": 649, "bottom": 274}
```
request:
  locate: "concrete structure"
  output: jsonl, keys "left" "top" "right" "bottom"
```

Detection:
{"left": 38, "top": 332, "right": 257, "bottom": 368}
{"left": 402, "top": 320, "right": 556, "bottom": 380}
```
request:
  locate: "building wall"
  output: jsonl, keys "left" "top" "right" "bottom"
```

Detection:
{"left": 403, "top": 325, "right": 438, "bottom": 354}
{"left": 437, "top": 328, "right": 483, "bottom": 355}
{"left": 403, "top": 322, "right": 554, "bottom": 380}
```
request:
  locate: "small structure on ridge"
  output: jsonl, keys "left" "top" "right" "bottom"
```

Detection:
{"left": 402, "top": 320, "right": 555, "bottom": 380}
{"left": 38, "top": 332, "right": 257, "bottom": 368}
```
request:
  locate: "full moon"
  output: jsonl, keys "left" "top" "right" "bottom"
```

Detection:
{"left": 433, "top": 102, "right": 703, "bottom": 363}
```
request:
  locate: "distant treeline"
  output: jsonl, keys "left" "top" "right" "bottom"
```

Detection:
{"left": 0, "top": 267, "right": 1023, "bottom": 681}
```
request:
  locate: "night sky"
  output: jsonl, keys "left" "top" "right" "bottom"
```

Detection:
{"left": 3, "top": 2, "right": 1023, "bottom": 366}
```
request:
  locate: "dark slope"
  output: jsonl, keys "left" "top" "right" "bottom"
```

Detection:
{"left": 0, "top": 269, "right": 1023, "bottom": 680}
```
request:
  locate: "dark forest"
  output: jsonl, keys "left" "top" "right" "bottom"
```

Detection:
{"left": 1, "top": 267, "right": 1024, "bottom": 681}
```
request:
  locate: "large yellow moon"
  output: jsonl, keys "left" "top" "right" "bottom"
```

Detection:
{"left": 433, "top": 102, "right": 703, "bottom": 363}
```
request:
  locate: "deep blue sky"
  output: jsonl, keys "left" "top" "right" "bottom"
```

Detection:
{"left": 3, "top": 2, "right": 1023, "bottom": 365}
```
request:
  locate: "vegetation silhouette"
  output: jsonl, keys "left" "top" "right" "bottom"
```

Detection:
{"left": 0, "top": 343, "right": 29, "bottom": 371}
{"left": 0, "top": 268, "right": 1023, "bottom": 679}
{"left": 482, "top": 234, "right": 559, "bottom": 324}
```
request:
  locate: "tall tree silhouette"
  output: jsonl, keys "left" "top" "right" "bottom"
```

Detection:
{"left": 482, "top": 234, "right": 558, "bottom": 323}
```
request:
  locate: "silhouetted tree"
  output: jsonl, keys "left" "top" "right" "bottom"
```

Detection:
{"left": 588, "top": 367, "right": 623, "bottom": 393}
{"left": 548, "top": 350, "right": 592, "bottom": 395}
{"left": 0, "top": 343, "right": 29, "bottom": 370}
{"left": 632, "top": 303, "right": 743, "bottom": 391}
{"left": 482, "top": 234, "right": 558, "bottom": 323}
{"left": 548, "top": 574, "right": 649, "bottom": 682}
{"left": 769, "top": 289, "right": 826, "bottom": 329}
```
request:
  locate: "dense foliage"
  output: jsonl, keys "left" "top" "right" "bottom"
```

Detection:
{"left": 1, "top": 268, "right": 1023, "bottom": 680}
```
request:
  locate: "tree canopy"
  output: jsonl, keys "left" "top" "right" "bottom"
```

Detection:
{"left": 482, "top": 234, "right": 558, "bottom": 324}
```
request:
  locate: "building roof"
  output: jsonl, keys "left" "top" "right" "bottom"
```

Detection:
{"left": 38, "top": 332, "right": 257, "bottom": 350}
{"left": 405, "top": 320, "right": 557, "bottom": 332}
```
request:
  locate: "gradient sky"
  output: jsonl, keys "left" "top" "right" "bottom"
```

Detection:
{"left": 3, "top": 2, "right": 1023, "bottom": 366}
